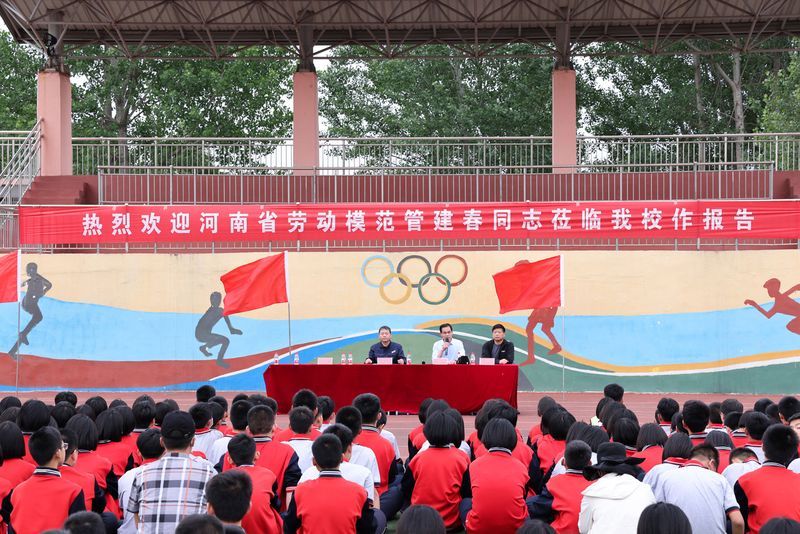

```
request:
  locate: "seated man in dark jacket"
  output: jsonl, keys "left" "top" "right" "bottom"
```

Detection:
{"left": 481, "top": 324, "right": 515, "bottom": 364}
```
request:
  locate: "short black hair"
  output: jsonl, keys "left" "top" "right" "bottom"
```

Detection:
{"left": 51, "top": 402, "right": 77, "bottom": 429}
{"left": 0, "top": 396, "right": 21, "bottom": 412}
{"left": 598, "top": 400, "right": 624, "bottom": 429}
{"left": 154, "top": 401, "right": 177, "bottom": 426}
{"left": 54, "top": 391, "right": 78, "bottom": 407}
{"left": 754, "top": 398, "right": 775, "bottom": 413}
{"left": 721, "top": 398, "right": 744, "bottom": 417}
{"left": 778, "top": 396, "right": 800, "bottom": 422}
{"left": 444, "top": 409, "right": 465, "bottom": 445}
{"left": 63, "top": 511, "right": 105, "bottom": 534}
{"left": 611, "top": 418, "right": 640, "bottom": 448}
{"left": 671, "top": 412, "right": 686, "bottom": 434}
{"left": 763, "top": 424, "right": 800, "bottom": 466}
{"left": 439, "top": 323, "right": 453, "bottom": 333}
{"left": 543, "top": 408, "right": 576, "bottom": 441}
{"left": 323, "top": 424, "right": 354, "bottom": 451}
{"left": 417, "top": 398, "right": 434, "bottom": 424}
{"left": 232, "top": 393, "right": 249, "bottom": 405}
{"left": 682, "top": 400, "right": 710, "bottom": 433}
{"left": 0, "top": 421, "right": 26, "bottom": 459}
{"left": 109, "top": 399, "right": 128, "bottom": 409}
{"left": 636, "top": 423, "right": 667, "bottom": 450}
{"left": 65, "top": 414, "right": 99, "bottom": 451}
{"left": 61, "top": 428, "right": 79, "bottom": 458}
{"left": 491, "top": 323, "right": 505, "bottom": 332}
{"left": 760, "top": 517, "right": 800, "bottom": 534}
{"left": 662, "top": 432, "right": 693, "bottom": 461}
{"left": 745, "top": 411, "right": 771, "bottom": 440}
{"left": 724, "top": 411, "right": 742, "bottom": 431}
{"left": 18, "top": 399, "right": 51, "bottom": 433}
{"left": 378, "top": 325, "right": 392, "bottom": 333}
{"left": 704, "top": 430, "right": 734, "bottom": 449}
{"left": 189, "top": 403, "right": 213, "bottom": 430}
{"left": 132, "top": 401, "right": 156, "bottom": 429}
{"left": 134, "top": 394, "right": 155, "bottom": 406}
{"left": 208, "top": 395, "right": 229, "bottom": 413}
{"left": 425, "top": 399, "right": 451, "bottom": 421}
{"left": 115, "top": 406, "right": 135, "bottom": 436}
{"left": 29, "top": 426, "right": 62, "bottom": 466}
{"left": 137, "top": 428, "right": 164, "bottom": 460}
{"left": 517, "top": 520, "right": 557, "bottom": 534}
{"left": 377, "top": 411, "right": 387, "bottom": 428}
{"left": 424, "top": 411, "right": 457, "bottom": 448}
{"left": 207, "top": 402, "right": 225, "bottom": 427}
{"left": 246, "top": 405, "right": 275, "bottom": 435}
{"left": 481, "top": 418, "right": 517, "bottom": 450}
{"left": 288, "top": 406, "right": 314, "bottom": 434}
{"left": 655, "top": 397, "right": 680, "bottom": 423}
{"left": 335, "top": 406, "right": 363, "bottom": 437}
{"left": 312, "top": 434, "right": 343, "bottom": 469}
{"left": 196, "top": 385, "right": 217, "bottom": 403}
{"left": 475, "top": 400, "right": 504, "bottom": 441}
{"left": 766, "top": 404, "right": 782, "bottom": 424}
{"left": 396, "top": 504, "right": 446, "bottom": 534}
{"left": 567, "top": 423, "right": 610, "bottom": 452}
{"left": 248, "top": 395, "right": 277, "bottom": 413}
{"left": 96, "top": 409, "right": 124, "bottom": 442}
{"left": 318, "top": 396, "right": 335, "bottom": 421}
{"left": 603, "top": 383, "right": 624, "bottom": 402}
{"left": 175, "top": 514, "right": 224, "bottom": 534}
{"left": 564, "top": 440, "right": 593, "bottom": 470}
{"left": 729, "top": 447, "right": 758, "bottom": 463}
{"left": 486, "top": 400, "right": 519, "bottom": 428}
{"left": 690, "top": 444, "right": 719, "bottom": 467}
{"left": 595, "top": 396, "right": 611, "bottom": 420}
{"left": 292, "top": 389, "right": 318, "bottom": 413}
{"left": 353, "top": 393, "right": 382, "bottom": 424}
{"left": 709, "top": 402, "right": 723, "bottom": 425}
{"left": 228, "top": 433, "right": 256, "bottom": 466}
{"left": 636, "top": 503, "right": 692, "bottom": 534}
{"left": 206, "top": 470, "right": 252, "bottom": 523}
{"left": 229, "top": 400, "right": 253, "bottom": 431}
{"left": 76, "top": 404, "right": 96, "bottom": 421}
{"left": 85, "top": 396, "right": 108, "bottom": 417}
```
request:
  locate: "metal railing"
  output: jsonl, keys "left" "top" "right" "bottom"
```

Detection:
{"left": 0, "top": 130, "right": 37, "bottom": 175}
{"left": 72, "top": 133, "right": 800, "bottom": 175}
{"left": 0, "top": 122, "right": 41, "bottom": 205}
{"left": 97, "top": 161, "right": 775, "bottom": 205}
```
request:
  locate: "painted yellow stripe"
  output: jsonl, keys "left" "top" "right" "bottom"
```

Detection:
{"left": 417, "top": 317, "right": 800, "bottom": 373}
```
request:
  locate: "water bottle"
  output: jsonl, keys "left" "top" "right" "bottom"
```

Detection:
{"left": 294, "top": 353, "right": 300, "bottom": 365}
{"left": 347, "top": 353, "right": 353, "bottom": 365}
{"left": 341, "top": 353, "right": 346, "bottom": 364}
{"left": 407, "top": 353, "right": 412, "bottom": 365}
{"left": 469, "top": 352, "right": 475, "bottom": 365}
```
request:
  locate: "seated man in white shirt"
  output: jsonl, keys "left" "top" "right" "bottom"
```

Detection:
{"left": 117, "top": 429, "right": 164, "bottom": 534}
{"left": 431, "top": 323, "right": 466, "bottom": 363}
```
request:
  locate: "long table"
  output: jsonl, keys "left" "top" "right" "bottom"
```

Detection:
{"left": 263, "top": 364, "right": 518, "bottom": 414}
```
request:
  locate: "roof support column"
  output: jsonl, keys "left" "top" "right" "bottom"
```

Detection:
{"left": 552, "top": 11, "right": 576, "bottom": 174}
{"left": 37, "top": 18, "right": 72, "bottom": 176}
{"left": 293, "top": 22, "right": 318, "bottom": 175}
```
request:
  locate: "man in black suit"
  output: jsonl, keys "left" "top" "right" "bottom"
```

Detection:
{"left": 481, "top": 323, "right": 515, "bottom": 364}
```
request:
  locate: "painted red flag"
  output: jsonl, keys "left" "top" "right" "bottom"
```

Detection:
{"left": 221, "top": 252, "right": 288, "bottom": 315}
{"left": 0, "top": 251, "right": 18, "bottom": 303}
{"left": 492, "top": 256, "right": 562, "bottom": 313}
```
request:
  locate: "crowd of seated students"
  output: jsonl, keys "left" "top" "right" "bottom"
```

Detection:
{"left": 4, "top": 384, "right": 800, "bottom": 533}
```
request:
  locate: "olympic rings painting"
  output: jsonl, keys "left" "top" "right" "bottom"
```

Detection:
{"left": 361, "top": 254, "right": 469, "bottom": 305}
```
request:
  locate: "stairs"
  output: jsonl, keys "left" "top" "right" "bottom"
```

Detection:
{"left": 21, "top": 175, "right": 98, "bottom": 205}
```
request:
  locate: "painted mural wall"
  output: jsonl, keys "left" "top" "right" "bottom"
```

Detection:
{"left": 1, "top": 250, "right": 799, "bottom": 394}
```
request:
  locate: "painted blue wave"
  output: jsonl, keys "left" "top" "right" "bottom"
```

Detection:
{"left": 0, "top": 298, "right": 796, "bottom": 366}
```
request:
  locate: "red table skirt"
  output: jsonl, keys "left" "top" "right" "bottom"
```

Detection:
{"left": 263, "top": 364, "right": 518, "bottom": 414}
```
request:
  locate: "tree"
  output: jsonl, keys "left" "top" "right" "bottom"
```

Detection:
{"left": 0, "top": 31, "right": 41, "bottom": 131}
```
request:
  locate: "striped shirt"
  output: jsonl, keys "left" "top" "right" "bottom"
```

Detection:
{"left": 127, "top": 452, "right": 216, "bottom": 534}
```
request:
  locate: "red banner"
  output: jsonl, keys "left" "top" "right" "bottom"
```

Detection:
{"left": 18, "top": 201, "right": 800, "bottom": 245}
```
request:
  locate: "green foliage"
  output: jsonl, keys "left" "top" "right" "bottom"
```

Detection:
{"left": 0, "top": 32, "right": 41, "bottom": 130}
{"left": 761, "top": 50, "right": 800, "bottom": 132}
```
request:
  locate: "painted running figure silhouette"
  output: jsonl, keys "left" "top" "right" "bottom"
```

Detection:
{"left": 9, "top": 263, "right": 52, "bottom": 359}
{"left": 527, "top": 307, "right": 562, "bottom": 357}
{"left": 195, "top": 291, "right": 242, "bottom": 368}
{"left": 745, "top": 278, "right": 800, "bottom": 335}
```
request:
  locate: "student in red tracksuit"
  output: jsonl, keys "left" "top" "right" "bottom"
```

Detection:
{"left": 633, "top": 423, "right": 667, "bottom": 473}
{"left": 273, "top": 389, "right": 322, "bottom": 442}
{"left": 59, "top": 428, "right": 105, "bottom": 514}
{"left": 407, "top": 398, "right": 434, "bottom": 461}
{"left": 743, "top": 411, "right": 771, "bottom": 463}
{"left": 227, "top": 433, "right": 283, "bottom": 534}
{"left": 353, "top": 393, "right": 402, "bottom": 520}
{"left": 410, "top": 399, "right": 451, "bottom": 456}
{"left": 10, "top": 427, "right": 85, "bottom": 534}
{"left": 529, "top": 440, "right": 594, "bottom": 534}
{"left": 402, "top": 411, "right": 470, "bottom": 531}
{"left": 683, "top": 400, "right": 711, "bottom": 445}
{"left": 528, "top": 396, "right": 558, "bottom": 446}
{"left": 222, "top": 405, "right": 301, "bottom": 506}
{"left": 705, "top": 430, "right": 735, "bottom": 473}
{"left": 284, "top": 434, "right": 375, "bottom": 534}
{"left": 17, "top": 400, "right": 51, "bottom": 465}
{"left": 0, "top": 422, "right": 35, "bottom": 486}
{"left": 95, "top": 408, "right": 135, "bottom": 478}
{"left": 611, "top": 417, "right": 641, "bottom": 457}
{"left": 531, "top": 407, "right": 576, "bottom": 493}
{"left": 655, "top": 397, "right": 680, "bottom": 436}
{"left": 461, "top": 419, "right": 529, "bottom": 534}
{"left": 735, "top": 425, "right": 800, "bottom": 534}
{"left": 64, "top": 414, "right": 120, "bottom": 518}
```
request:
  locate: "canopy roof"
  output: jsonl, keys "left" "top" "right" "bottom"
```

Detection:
{"left": 2, "top": 0, "right": 799, "bottom": 59}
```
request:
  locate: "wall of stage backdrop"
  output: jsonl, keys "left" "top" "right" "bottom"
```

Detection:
{"left": 1, "top": 250, "right": 800, "bottom": 393}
